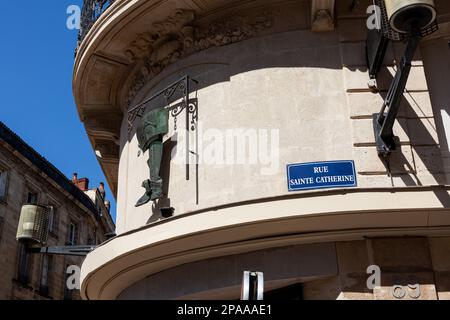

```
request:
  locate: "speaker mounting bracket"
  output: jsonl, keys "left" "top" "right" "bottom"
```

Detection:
{"left": 373, "top": 32, "right": 420, "bottom": 158}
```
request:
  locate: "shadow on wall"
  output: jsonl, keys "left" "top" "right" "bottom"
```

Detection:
{"left": 125, "top": 30, "right": 358, "bottom": 220}
{"left": 373, "top": 65, "right": 448, "bottom": 205}
{"left": 129, "top": 30, "right": 351, "bottom": 102}
{"left": 125, "top": 29, "right": 449, "bottom": 218}
{"left": 126, "top": 30, "right": 356, "bottom": 145}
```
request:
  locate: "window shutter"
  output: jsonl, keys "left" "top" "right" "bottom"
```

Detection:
{"left": 68, "top": 224, "right": 74, "bottom": 245}
{"left": 51, "top": 208, "right": 59, "bottom": 236}
{"left": 0, "top": 171, "right": 8, "bottom": 201}
{"left": 74, "top": 224, "right": 79, "bottom": 246}
{"left": 48, "top": 210, "right": 54, "bottom": 233}
{"left": 68, "top": 223, "right": 79, "bottom": 246}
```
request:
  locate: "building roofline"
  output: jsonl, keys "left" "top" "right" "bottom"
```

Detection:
{"left": 0, "top": 121, "right": 101, "bottom": 219}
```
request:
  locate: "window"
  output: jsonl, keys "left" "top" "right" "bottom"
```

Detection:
{"left": 26, "top": 192, "right": 38, "bottom": 204}
{"left": 17, "top": 243, "right": 31, "bottom": 285}
{"left": 40, "top": 255, "right": 52, "bottom": 297}
{"left": 47, "top": 206, "right": 59, "bottom": 237}
{"left": 0, "top": 171, "right": 8, "bottom": 202}
{"left": 67, "top": 222, "right": 78, "bottom": 246}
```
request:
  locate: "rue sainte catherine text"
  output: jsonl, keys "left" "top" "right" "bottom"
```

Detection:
{"left": 290, "top": 165, "right": 355, "bottom": 186}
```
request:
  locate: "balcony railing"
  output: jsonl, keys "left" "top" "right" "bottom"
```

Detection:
{"left": 78, "top": 0, "right": 116, "bottom": 47}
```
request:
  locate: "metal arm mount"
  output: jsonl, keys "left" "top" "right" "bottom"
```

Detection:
{"left": 367, "top": 29, "right": 390, "bottom": 79}
{"left": 27, "top": 245, "right": 97, "bottom": 257}
{"left": 373, "top": 33, "right": 420, "bottom": 158}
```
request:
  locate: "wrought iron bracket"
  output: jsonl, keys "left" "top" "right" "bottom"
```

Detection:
{"left": 27, "top": 245, "right": 96, "bottom": 257}
{"left": 367, "top": 29, "right": 390, "bottom": 80}
{"left": 127, "top": 75, "right": 198, "bottom": 181}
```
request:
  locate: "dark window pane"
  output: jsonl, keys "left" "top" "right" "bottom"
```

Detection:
{"left": 0, "top": 171, "right": 8, "bottom": 201}
{"left": 27, "top": 192, "right": 38, "bottom": 204}
{"left": 68, "top": 223, "right": 78, "bottom": 246}
{"left": 18, "top": 243, "right": 31, "bottom": 284}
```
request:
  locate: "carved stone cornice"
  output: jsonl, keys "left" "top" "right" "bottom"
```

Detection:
{"left": 124, "top": 9, "right": 275, "bottom": 106}
{"left": 83, "top": 111, "right": 122, "bottom": 142}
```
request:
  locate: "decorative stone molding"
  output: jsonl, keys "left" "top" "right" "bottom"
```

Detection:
{"left": 193, "top": 12, "right": 273, "bottom": 51}
{"left": 83, "top": 111, "right": 122, "bottom": 142}
{"left": 125, "top": 9, "right": 274, "bottom": 106}
{"left": 311, "top": 0, "right": 335, "bottom": 32}
{"left": 124, "top": 10, "right": 195, "bottom": 63}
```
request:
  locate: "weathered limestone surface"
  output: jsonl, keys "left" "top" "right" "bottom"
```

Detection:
{"left": 115, "top": 237, "right": 450, "bottom": 300}
{"left": 301, "top": 237, "right": 450, "bottom": 300}
{"left": 0, "top": 142, "right": 113, "bottom": 300}
{"left": 337, "top": 1, "right": 446, "bottom": 188}
{"left": 76, "top": 0, "right": 450, "bottom": 300}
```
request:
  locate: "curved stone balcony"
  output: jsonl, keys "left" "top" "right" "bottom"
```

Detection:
{"left": 81, "top": 186, "right": 450, "bottom": 299}
{"left": 74, "top": 0, "right": 450, "bottom": 300}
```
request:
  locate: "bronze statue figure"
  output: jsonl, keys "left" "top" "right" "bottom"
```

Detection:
{"left": 135, "top": 107, "right": 169, "bottom": 207}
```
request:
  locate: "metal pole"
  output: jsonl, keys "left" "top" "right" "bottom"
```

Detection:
{"left": 186, "top": 76, "right": 190, "bottom": 181}
{"left": 374, "top": 26, "right": 421, "bottom": 156}
{"left": 27, "top": 245, "right": 96, "bottom": 257}
{"left": 379, "top": 35, "right": 419, "bottom": 143}
{"left": 128, "top": 76, "right": 191, "bottom": 114}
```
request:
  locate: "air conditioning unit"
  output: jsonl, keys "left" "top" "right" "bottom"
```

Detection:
{"left": 16, "top": 205, "right": 52, "bottom": 245}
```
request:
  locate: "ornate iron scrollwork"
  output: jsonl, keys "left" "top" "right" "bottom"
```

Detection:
{"left": 127, "top": 76, "right": 198, "bottom": 133}
{"left": 127, "top": 75, "right": 198, "bottom": 181}
{"left": 78, "top": 0, "right": 116, "bottom": 46}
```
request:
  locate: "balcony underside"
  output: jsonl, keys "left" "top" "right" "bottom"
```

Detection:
{"left": 80, "top": 186, "right": 450, "bottom": 300}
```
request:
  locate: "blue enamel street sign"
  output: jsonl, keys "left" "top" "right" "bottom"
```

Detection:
{"left": 287, "top": 160, "right": 357, "bottom": 192}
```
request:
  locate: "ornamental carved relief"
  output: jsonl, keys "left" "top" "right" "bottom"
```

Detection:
{"left": 125, "top": 9, "right": 274, "bottom": 106}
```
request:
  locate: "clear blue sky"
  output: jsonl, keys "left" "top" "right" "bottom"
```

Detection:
{"left": 0, "top": 1, "right": 117, "bottom": 222}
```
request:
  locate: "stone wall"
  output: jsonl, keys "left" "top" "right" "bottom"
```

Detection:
{"left": 304, "top": 237, "right": 450, "bottom": 300}
{"left": 0, "top": 143, "right": 108, "bottom": 300}
{"left": 337, "top": 0, "right": 447, "bottom": 188}
{"left": 117, "top": 21, "right": 449, "bottom": 233}
{"left": 117, "top": 237, "right": 450, "bottom": 300}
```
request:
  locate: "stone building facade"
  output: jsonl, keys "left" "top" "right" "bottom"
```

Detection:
{"left": 0, "top": 122, "right": 115, "bottom": 300}
{"left": 74, "top": 0, "right": 450, "bottom": 299}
